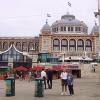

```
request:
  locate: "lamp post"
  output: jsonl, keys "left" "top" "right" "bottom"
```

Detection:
{"left": 94, "top": 0, "right": 100, "bottom": 66}
{"left": 62, "top": 52, "right": 65, "bottom": 66}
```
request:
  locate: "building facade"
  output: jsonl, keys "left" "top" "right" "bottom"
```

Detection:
{"left": 39, "top": 13, "right": 98, "bottom": 59}
{"left": 0, "top": 13, "right": 99, "bottom": 67}
{"left": 0, "top": 37, "right": 39, "bottom": 67}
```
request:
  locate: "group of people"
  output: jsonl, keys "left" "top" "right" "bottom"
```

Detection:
{"left": 40, "top": 68, "right": 74, "bottom": 96}
{"left": 41, "top": 68, "right": 53, "bottom": 89}
{"left": 60, "top": 69, "right": 74, "bottom": 96}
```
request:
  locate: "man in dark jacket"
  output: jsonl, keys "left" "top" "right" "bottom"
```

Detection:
{"left": 47, "top": 68, "right": 53, "bottom": 89}
{"left": 67, "top": 71, "right": 74, "bottom": 95}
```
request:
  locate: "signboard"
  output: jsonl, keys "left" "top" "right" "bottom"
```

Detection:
{"left": 8, "top": 63, "right": 13, "bottom": 69}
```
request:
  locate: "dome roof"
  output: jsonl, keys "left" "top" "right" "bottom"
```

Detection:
{"left": 91, "top": 23, "right": 99, "bottom": 33}
{"left": 41, "top": 22, "right": 51, "bottom": 32}
{"left": 52, "top": 14, "right": 87, "bottom": 27}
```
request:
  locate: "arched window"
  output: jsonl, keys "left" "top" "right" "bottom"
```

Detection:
{"left": 35, "top": 42, "right": 38, "bottom": 51}
{"left": 28, "top": 42, "right": 34, "bottom": 53}
{"left": 77, "top": 39, "right": 84, "bottom": 51}
{"left": 3, "top": 42, "right": 8, "bottom": 50}
{"left": 86, "top": 39, "right": 92, "bottom": 46}
{"left": 85, "top": 39, "right": 92, "bottom": 51}
{"left": 53, "top": 39, "right": 60, "bottom": 51}
{"left": 16, "top": 42, "right": 21, "bottom": 51}
{"left": 61, "top": 39, "right": 68, "bottom": 51}
{"left": 22, "top": 42, "right": 27, "bottom": 51}
{"left": 69, "top": 39, "right": 76, "bottom": 51}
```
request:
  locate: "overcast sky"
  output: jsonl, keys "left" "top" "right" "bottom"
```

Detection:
{"left": 0, "top": 0, "right": 98, "bottom": 37}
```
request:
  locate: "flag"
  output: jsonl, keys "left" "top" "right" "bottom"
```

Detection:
{"left": 47, "top": 13, "right": 51, "bottom": 17}
{"left": 68, "top": 2, "right": 71, "bottom": 7}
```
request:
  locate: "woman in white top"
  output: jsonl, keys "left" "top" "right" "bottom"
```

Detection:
{"left": 60, "top": 68, "right": 68, "bottom": 95}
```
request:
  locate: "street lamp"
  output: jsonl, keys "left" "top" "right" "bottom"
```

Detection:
{"left": 62, "top": 52, "right": 65, "bottom": 65}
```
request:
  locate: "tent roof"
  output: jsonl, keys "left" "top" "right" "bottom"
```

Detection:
{"left": 14, "top": 66, "right": 28, "bottom": 71}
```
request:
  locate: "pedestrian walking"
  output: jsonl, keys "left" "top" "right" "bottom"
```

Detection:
{"left": 92, "top": 64, "right": 96, "bottom": 72}
{"left": 47, "top": 68, "right": 53, "bottom": 89}
{"left": 60, "top": 68, "right": 68, "bottom": 95}
{"left": 67, "top": 71, "right": 74, "bottom": 95}
{"left": 41, "top": 69, "right": 47, "bottom": 89}
{"left": 28, "top": 71, "right": 32, "bottom": 82}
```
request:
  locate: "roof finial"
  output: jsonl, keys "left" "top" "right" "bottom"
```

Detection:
{"left": 46, "top": 19, "right": 48, "bottom": 24}
{"left": 66, "top": 12, "right": 70, "bottom": 15}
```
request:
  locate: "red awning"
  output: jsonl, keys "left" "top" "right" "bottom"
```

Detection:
{"left": 52, "top": 65, "right": 62, "bottom": 71}
{"left": 32, "top": 66, "right": 45, "bottom": 71}
{"left": 14, "top": 66, "right": 28, "bottom": 71}
{"left": 28, "top": 67, "right": 33, "bottom": 71}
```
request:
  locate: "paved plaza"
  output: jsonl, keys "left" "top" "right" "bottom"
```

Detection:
{"left": 0, "top": 64, "right": 100, "bottom": 100}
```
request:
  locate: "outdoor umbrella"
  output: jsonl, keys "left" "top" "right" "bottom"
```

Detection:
{"left": 52, "top": 65, "right": 62, "bottom": 71}
{"left": 14, "top": 66, "right": 28, "bottom": 71}
{"left": 33, "top": 66, "right": 45, "bottom": 71}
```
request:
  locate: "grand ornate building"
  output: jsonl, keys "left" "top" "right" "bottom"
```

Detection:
{"left": 0, "top": 13, "right": 99, "bottom": 67}
{"left": 39, "top": 13, "right": 98, "bottom": 59}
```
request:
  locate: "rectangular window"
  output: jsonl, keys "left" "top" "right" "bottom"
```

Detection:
{"left": 79, "top": 27, "right": 81, "bottom": 31}
{"left": 68, "top": 27, "right": 70, "bottom": 31}
{"left": 77, "top": 47, "right": 84, "bottom": 51}
{"left": 53, "top": 47, "right": 60, "bottom": 51}
{"left": 86, "top": 47, "right": 92, "bottom": 51}
{"left": 71, "top": 27, "right": 73, "bottom": 32}
{"left": 64, "top": 27, "right": 66, "bottom": 31}
{"left": 75, "top": 27, "right": 78, "bottom": 31}
{"left": 70, "top": 47, "right": 75, "bottom": 51}
{"left": 61, "top": 47, "right": 67, "bottom": 51}
{"left": 61, "top": 27, "right": 63, "bottom": 31}
{"left": 56, "top": 28, "right": 58, "bottom": 32}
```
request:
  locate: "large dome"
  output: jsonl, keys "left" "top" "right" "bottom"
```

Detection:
{"left": 51, "top": 13, "right": 88, "bottom": 34}
{"left": 52, "top": 14, "right": 87, "bottom": 27}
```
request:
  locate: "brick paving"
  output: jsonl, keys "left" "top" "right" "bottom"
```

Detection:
{"left": 0, "top": 64, "right": 100, "bottom": 100}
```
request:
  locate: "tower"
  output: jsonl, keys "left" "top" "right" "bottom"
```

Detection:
{"left": 39, "top": 21, "right": 52, "bottom": 53}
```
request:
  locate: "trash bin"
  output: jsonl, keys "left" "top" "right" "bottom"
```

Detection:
{"left": 5, "top": 77, "right": 15, "bottom": 96}
{"left": 34, "top": 78, "right": 44, "bottom": 97}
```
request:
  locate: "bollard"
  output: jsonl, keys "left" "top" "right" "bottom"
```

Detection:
{"left": 5, "top": 77, "right": 15, "bottom": 96}
{"left": 34, "top": 78, "right": 44, "bottom": 97}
